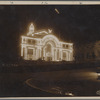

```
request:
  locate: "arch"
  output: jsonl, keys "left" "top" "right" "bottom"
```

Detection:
{"left": 44, "top": 40, "right": 56, "bottom": 48}
{"left": 42, "top": 35, "right": 60, "bottom": 47}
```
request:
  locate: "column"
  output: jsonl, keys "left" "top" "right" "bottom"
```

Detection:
{"left": 25, "top": 47, "right": 27, "bottom": 60}
{"left": 41, "top": 48, "right": 43, "bottom": 60}
{"left": 60, "top": 50, "right": 62, "bottom": 61}
{"left": 43, "top": 47, "right": 46, "bottom": 60}
{"left": 36, "top": 48, "right": 39, "bottom": 60}
{"left": 70, "top": 51, "right": 73, "bottom": 61}
{"left": 57, "top": 49, "right": 59, "bottom": 61}
{"left": 21, "top": 46, "right": 23, "bottom": 56}
{"left": 52, "top": 48, "right": 54, "bottom": 61}
{"left": 33, "top": 49, "right": 34, "bottom": 60}
{"left": 35, "top": 48, "right": 38, "bottom": 60}
{"left": 68, "top": 52, "right": 70, "bottom": 61}
{"left": 66, "top": 51, "right": 68, "bottom": 61}
{"left": 59, "top": 49, "right": 61, "bottom": 61}
{"left": 53, "top": 48, "right": 54, "bottom": 61}
{"left": 39, "top": 48, "right": 42, "bottom": 58}
{"left": 56, "top": 49, "right": 59, "bottom": 61}
{"left": 22, "top": 37, "right": 23, "bottom": 43}
{"left": 55, "top": 49, "right": 57, "bottom": 61}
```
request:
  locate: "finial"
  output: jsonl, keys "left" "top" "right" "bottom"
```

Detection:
{"left": 27, "top": 23, "right": 34, "bottom": 36}
{"left": 29, "top": 23, "right": 34, "bottom": 33}
{"left": 48, "top": 29, "right": 52, "bottom": 33}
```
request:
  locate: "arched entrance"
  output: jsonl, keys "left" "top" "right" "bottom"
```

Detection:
{"left": 45, "top": 43, "right": 52, "bottom": 61}
{"left": 43, "top": 41, "right": 56, "bottom": 61}
{"left": 42, "top": 35, "right": 60, "bottom": 61}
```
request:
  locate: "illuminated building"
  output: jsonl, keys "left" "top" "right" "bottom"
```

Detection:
{"left": 21, "top": 23, "right": 73, "bottom": 61}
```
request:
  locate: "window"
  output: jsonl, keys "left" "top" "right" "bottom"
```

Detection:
{"left": 92, "top": 52, "right": 95, "bottom": 58}
{"left": 23, "top": 38, "right": 25, "bottom": 43}
{"left": 28, "top": 39, "right": 31, "bottom": 44}
{"left": 63, "top": 52, "right": 66, "bottom": 60}
{"left": 63, "top": 44, "right": 69, "bottom": 49}
{"left": 28, "top": 39, "right": 36, "bottom": 44}
{"left": 66, "top": 45, "right": 68, "bottom": 48}
{"left": 87, "top": 53, "right": 89, "bottom": 58}
{"left": 63, "top": 44, "right": 65, "bottom": 48}
{"left": 32, "top": 40, "right": 36, "bottom": 44}
{"left": 28, "top": 49, "right": 33, "bottom": 55}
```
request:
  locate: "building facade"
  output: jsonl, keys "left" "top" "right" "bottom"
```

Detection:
{"left": 74, "top": 41, "right": 100, "bottom": 62}
{"left": 21, "top": 23, "right": 73, "bottom": 61}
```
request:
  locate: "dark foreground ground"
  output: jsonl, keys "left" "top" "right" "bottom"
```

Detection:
{"left": 26, "top": 69, "right": 99, "bottom": 96}
{"left": 0, "top": 71, "right": 61, "bottom": 97}
{"left": 0, "top": 62, "right": 100, "bottom": 97}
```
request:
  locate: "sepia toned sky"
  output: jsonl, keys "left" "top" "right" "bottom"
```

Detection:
{"left": 0, "top": 5, "right": 100, "bottom": 60}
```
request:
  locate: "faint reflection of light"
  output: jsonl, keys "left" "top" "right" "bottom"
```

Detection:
{"left": 97, "top": 73, "right": 100, "bottom": 76}
{"left": 97, "top": 72, "right": 100, "bottom": 80}
{"left": 65, "top": 92, "right": 74, "bottom": 96}
{"left": 55, "top": 8, "right": 60, "bottom": 14}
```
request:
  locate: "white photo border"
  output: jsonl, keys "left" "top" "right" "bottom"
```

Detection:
{"left": 0, "top": 1, "right": 100, "bottom": 100}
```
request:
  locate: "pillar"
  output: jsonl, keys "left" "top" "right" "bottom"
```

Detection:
{"left": 66, "top": 51, "right": 68, "bottom": 61}
{"left": 60, "top": 50, "right": 62, "bottom": 61}
{"left": 52, "top": 48, "right": 54, "bottom": 61}
{"left": 39, "top": 48, "right": 41, "bottom": 58}
{"left": 25, "top": 47, "right": 27, "bottom": 60}
{"left": 54, "top": 48, "right": 56, "bottom": 61}
{"left": 21, "top": 46, "right": 23, "bottom": 56}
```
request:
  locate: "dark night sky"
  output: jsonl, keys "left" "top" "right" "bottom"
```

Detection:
{"left": 0, "top": 5, "right": 100, "bottom": 61}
